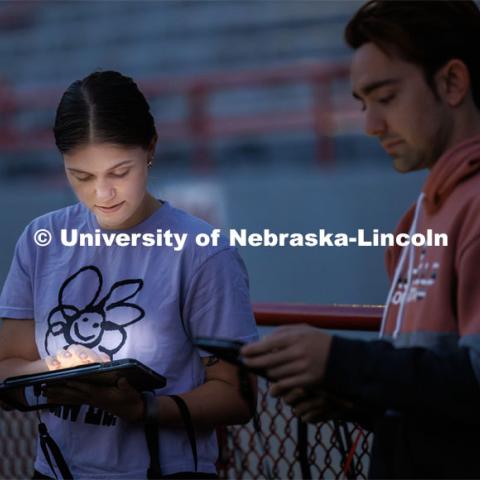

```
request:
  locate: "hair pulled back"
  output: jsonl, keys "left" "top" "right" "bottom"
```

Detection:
{"left": 54, "top": 70, "right": 157, "bottom": 154}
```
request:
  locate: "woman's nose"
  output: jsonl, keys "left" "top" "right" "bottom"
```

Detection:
{"left": 95, "top": 178, "right": 115, "bottom": 203}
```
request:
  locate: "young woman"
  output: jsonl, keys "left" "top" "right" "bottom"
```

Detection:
{"left": 0, "top": 71, "right": 258, "bottom": 479}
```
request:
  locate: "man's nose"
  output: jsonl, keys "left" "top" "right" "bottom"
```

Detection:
{"left": 364, "top": 107, "right": 387, "bottom": 137}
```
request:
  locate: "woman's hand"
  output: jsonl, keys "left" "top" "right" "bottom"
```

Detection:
{"left": 42, "top": 345, "right": 144, "bottom": 423}
{"left": 45, "top": 344, "right": 110, "bottom": 371}
{"left": 43, "top": 377, "right": 145, "bottom": 423}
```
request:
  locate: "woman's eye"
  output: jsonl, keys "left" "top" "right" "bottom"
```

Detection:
{"left": 75, "top": 175, "right": 92, "bottom": 182}
{"left": 111, "top": 169, "right": 129, "bottom": 178}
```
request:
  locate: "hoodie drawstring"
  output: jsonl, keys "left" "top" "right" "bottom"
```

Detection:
{"left": 379, "top": 192, "right": 425, "bottom": 339}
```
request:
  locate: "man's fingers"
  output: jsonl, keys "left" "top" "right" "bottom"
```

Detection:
{"left": 300, "top": 409, "right": 330, "bottom": 423}
{"left": 241, "top": 333, "right": 293, "bottom": 357}
{"left": 283, "top": 387, "right": 307, "bottom": 406}
{"left": 270, "top": 374, "right": 312, "bottom": 397}
{"left": 293, "top": 396, "right": 328, "bottom": 416}
{"left": 266, "top": 360, "right": 307, "bottom": 382}
{"left": 274, "top": 324, "right": 311, "bottom": 335}
{"left": 243, "top": 347, "right": 298, "bottom": 371}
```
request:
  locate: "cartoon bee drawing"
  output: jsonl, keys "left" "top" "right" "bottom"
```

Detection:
{"left": 45, "top": 266, "right": 145, "bottom": 358}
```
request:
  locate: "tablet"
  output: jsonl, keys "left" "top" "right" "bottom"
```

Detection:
{"left": 194, "top": 337, "right": 269, "bottom": 379}
{"left": 0, "top": 358, "right": 166, "bottom": 412}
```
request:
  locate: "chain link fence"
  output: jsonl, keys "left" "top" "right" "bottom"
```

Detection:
{"left": 0, "top": 380, "right": 372, "bottom": 479}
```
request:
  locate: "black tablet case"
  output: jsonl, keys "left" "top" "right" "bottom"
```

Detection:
{"left": 0, "top": 358, "right": 166, "bottom": 411}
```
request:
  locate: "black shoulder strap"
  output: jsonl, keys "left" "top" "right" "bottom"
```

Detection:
{"left": 144, "top": 423, "right": 162, "bottom": 479}
{"left": 35, "top": 394, "right": 197, "bottom": 480}
{"left": 144, "top": 394, "right": 198, "bottom": 478}
{"left": 168, "top": 395, "right": 198, "bottom": 473}
{"left": 38, "top": 421, "right": 73, "bottom": 480}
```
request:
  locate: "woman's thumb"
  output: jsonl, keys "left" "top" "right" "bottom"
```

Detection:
{"left": 117, "top": 377, "right": 130, "bottom": 390}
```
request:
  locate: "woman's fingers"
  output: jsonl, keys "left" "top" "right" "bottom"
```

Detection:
{"left": 66, "top": 345, "right": 104, "bottom": 365}
{"left": 99, "top": 352, "right": 111, "bottom": 363}
{"left": 53, "top": 348, "right": 78, "bottom": 368}
{"left": 45, "top": 355, "right": 62, "bottom": 371}
{"left": 49, "top": 345, "right": 110, "bottom": 369}
{"left": 43, "top": 385, "right": 88, "bottom": 405}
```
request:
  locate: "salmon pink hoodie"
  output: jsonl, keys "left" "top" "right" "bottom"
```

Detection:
{"left": 381, "top": 134, "right": 480, "bottom": 368}
{"left": 322, "top": 136, "right": 480, "bottom": 479}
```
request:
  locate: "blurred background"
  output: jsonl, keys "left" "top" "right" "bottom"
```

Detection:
{"left": 0, "top": 0, "right": 426, "bottom": 306}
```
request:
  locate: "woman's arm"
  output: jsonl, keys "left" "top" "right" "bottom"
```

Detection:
{"left": 0, "top": 319, "right": 47, "bottom": 380}
{"left": 153, "top": 356, "right": 257, "bottom": 428}
{"left": 0, "top": 318, "right": 48, "bottom": 407}
{"left": 44, "top": 355, "right": 258, "bottom": 427}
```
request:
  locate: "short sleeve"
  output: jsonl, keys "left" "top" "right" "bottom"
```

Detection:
{"left": 182, "top": 247, "right": 258, "bottom": 356}
{"left": 0, "top": 228, "right": 34, "bottom": 319}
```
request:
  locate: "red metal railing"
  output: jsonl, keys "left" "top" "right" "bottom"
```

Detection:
{"left": 0, "top": 63, "right": 359, "bottom": 169}
{"left": 0, "top": 304, "right": 382, "bottom": 479}
{"left": 254, "top": 303, "right": 382, "bottom": 331}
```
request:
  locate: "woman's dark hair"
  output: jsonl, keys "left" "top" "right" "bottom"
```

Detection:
{"left": 345, "top": 0, "right": 480, "bottom": 109}
{"left": 54, "top": 70, "right": 157, "bottom": 153}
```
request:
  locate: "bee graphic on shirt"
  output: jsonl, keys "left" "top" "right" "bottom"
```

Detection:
{"left": 44, "top": 266, "right": 144, "bottom": 358}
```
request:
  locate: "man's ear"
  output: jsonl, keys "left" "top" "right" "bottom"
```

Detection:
{"left": 435, "top": 59, "right": 471, "bottom": 108}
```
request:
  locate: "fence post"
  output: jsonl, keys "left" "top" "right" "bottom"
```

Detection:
{"left": 312, "top": 75, "right": 335, "bottom": 167}
{"left": 188, "top": 83, "right": 212, "bottom": 172}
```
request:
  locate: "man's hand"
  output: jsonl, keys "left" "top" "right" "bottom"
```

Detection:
{"left": 283, "top": 387, "right": 354, "bottom": 423}
{"left": 241, "top": 324, "right": 332, "bottom": 397}
{"left": 45, "top": 345, "right": 110, "bottom": 371}
{"left": 43, "top": 377, "right": 145, "bottom": 423}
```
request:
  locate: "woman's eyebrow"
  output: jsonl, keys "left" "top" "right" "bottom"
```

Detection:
{"left": 67, "top": 160, "right": 134, "bottom": 174}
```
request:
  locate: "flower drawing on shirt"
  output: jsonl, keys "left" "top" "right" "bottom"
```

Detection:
{"left": 44, "top": 266, "right": 145, "bottom": 358}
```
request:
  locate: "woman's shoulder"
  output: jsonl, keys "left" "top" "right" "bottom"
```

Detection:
{"left": 158, "top": 202, "right": 231, "bottom": 254}
{"left": 160, "top": 202, "right": 217, "bottom": 233}
{"left": 23, "top": 203, "right": 89, "bottom": 234}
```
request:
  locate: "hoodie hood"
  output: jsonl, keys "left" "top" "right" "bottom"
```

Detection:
{"left": 423, "top": 133, "right": 480, "bottom": 215}
{"left": 386, "top": 133, "right": 480, "bottom": 278}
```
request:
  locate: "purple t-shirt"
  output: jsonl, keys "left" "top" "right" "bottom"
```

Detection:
{"left": 0, "top": 201, "right": 258, "bottom": 479}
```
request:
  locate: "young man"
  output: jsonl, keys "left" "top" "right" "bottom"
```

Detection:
{"left": 242, "top": 1, "right": 480, "bottom": 477}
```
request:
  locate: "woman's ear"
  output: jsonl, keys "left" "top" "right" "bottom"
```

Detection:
{"left": 147, "top": 135, "right": 157, "bottom": 159}
{"left": 435, "top": 59, "right": 471, "bottom": 108}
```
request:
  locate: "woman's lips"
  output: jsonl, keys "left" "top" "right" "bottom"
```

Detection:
{"left": 96, "top": 201, "right": 125, "bottom": 214}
